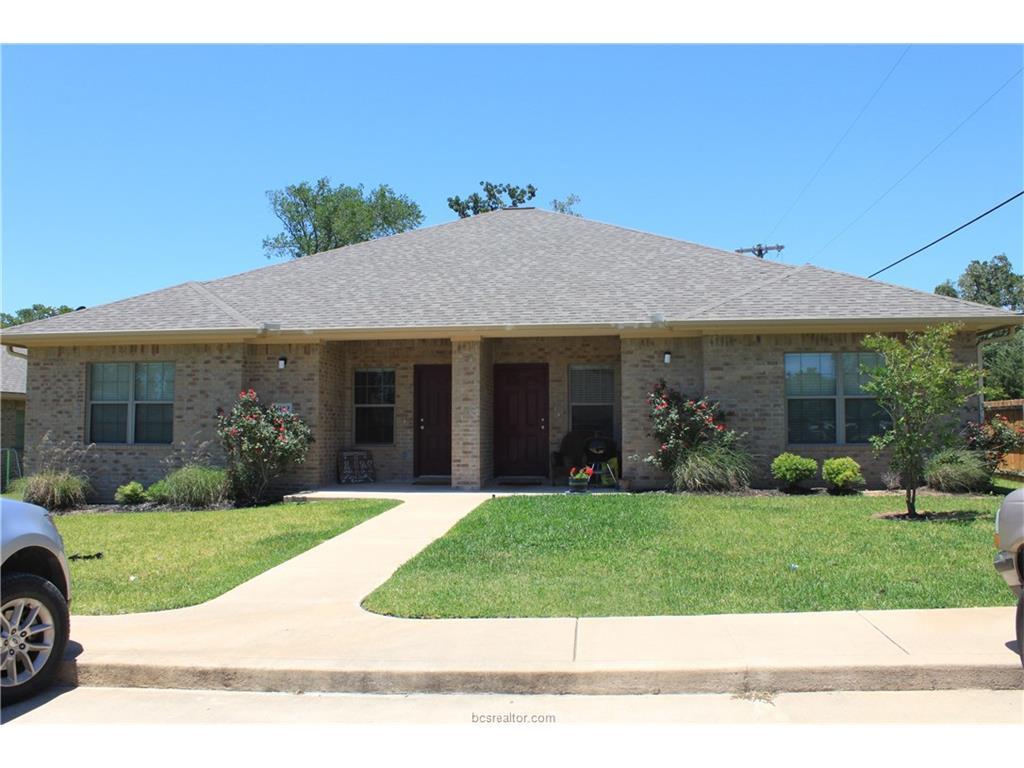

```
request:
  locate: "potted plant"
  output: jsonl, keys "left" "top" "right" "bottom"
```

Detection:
{"left": 568, "top": 466, "right": 593, "bottom": 492}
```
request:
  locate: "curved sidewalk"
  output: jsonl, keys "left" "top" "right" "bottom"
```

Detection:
{"left": 59, "top": 488, "right": 1024, "bottom": 695}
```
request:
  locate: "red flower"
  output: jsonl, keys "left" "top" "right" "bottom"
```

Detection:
{"left": 716, "top": 424, "right": 726, "bottom": 431}
{"left": 584, "top": 467, "right": 594, "bottom": 476}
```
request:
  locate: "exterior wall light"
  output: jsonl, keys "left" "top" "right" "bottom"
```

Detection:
{"left": 663, "top": 351, "right": 672, "bottom": 365}
{"left": 278, "top": 356, "right": 288, "bottom": 370}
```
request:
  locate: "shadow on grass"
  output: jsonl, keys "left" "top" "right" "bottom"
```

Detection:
{"left": 874, "top": 509, "right": 988, "bottom": 524}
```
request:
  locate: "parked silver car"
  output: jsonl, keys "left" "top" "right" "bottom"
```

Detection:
{"left": 0, "top": 499, "right": 71, "bottom": 704}
{"left": 993, "top": 489, "right": 1023, "bottom": 668}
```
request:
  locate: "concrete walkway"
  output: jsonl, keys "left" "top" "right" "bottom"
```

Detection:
{"left": 59, "top": 489, "right": 1024, "bottom": 695}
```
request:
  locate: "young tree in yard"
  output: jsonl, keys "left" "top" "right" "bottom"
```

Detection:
{"left": 862, "top": 324, "right": 981, "bottom": 517}
{"left": 263, "top": 178, "right": 423, "bottom": 258}
{"left": 216, "top": 390, "right": 313, "bottom": 505}
{"left": 447, "top": 181, "right": 537, "bottom": 218}
{"left": 1, "top": 304, "right": 74, "bottom": 327}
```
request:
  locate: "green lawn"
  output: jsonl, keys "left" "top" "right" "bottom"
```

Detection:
{"left": 363, "top": 492, "right": 1016, "bottom": 618}
{"left": 55, "top": 499, "right": 395, "bottom": 614}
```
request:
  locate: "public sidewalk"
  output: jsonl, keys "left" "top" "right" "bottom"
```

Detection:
{"left": 59, "top": 488, "right": 1024, "bottom": 695}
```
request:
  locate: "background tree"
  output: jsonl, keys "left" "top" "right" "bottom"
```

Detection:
{"left": 263, "top": 177, "right": 423, "bottom": 259}
{"left": 933, "top": 253, "right": 1023, "bottom": 310}
{"left": 447, "top": 181, "right": 537, "bottom": 218}
{"left": 1, "top": 304, "right": 74, "bottom": 328}
{"left": 550, "top": 193, "right": 582, "bottom": 216}
{"left": 934, "top": 254, "right": 1024, "bottom": 399}
{"left": 862, "top": 324, "right": 980, "bottom": 517}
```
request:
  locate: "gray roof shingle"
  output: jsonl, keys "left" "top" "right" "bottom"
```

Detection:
{"left": 1, "top": 346, "right": 27, "bottom": 395}
{"left": 3, "top": 208, "right": 1017, "bottom": 340}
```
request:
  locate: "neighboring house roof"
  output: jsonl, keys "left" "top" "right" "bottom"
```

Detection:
{"left": 2, "top": 208, "right": 1018, "bottom": 343}
{"left": 1, "top": 346, "right": 27, "bottom": 397}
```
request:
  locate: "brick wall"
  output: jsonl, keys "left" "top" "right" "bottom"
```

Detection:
{"left": 25, "top": 343, "right": 245, "bottom": 499}
{"left": 619, "top": 336, "right": 702, "bottom": 488}
{"left": 1, "top": 397, "right": 25, "bottom": 455}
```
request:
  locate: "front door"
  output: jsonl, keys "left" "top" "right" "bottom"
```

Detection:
{"left": 414, "top": 364, "right": 452, "bottom": 476}
{"left": 493, "top": 363, "right": 549, "bottom": 477}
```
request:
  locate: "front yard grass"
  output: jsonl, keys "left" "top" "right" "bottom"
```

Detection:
{"left": 56, "top": 499, "right": 396, "bottom": 614}
{"left": 362, "top": 492, "right": 1014, "bottom": 618}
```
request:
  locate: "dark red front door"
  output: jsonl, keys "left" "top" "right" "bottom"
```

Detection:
{"left": 493, "top": 363, "right": 549, "bottom": 477}
{"left": 414, "top": 365, "right": 452, "bottom": 476}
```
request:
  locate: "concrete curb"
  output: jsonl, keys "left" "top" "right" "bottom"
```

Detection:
{"left": 58, "top": 660, "right": 1024, "bottom": 696}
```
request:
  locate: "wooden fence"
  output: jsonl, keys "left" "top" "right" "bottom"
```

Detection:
{"left": 984, "top": 399, "right": 1024, "bottom": 474}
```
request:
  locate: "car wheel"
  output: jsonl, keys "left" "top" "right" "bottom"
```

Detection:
{"left": 1, "top": 573, "right": 70, "bottom": 705}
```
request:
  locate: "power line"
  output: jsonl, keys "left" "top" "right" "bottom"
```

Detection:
{"left": 866, "top": 190, "right": 1023, "bottom": 279}
{"left": 768, "top": 45, "right": 911, "bottom": 239}
{"left": 815, "top": 65, "right": 1024, "bottom": 257}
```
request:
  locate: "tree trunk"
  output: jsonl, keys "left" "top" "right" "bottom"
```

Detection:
{"left": 905, "top": 485, "right": 918, "bottom": 517}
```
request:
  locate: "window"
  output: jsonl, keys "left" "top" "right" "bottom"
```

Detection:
{"left": 88, "top": 362, "right": 175, "bottom": 444}
{"left": 569, "top": 366, "right": 614, "bottom": 436}
{"left": 354, "top": 369, "right": 395, "bottom": 444}
{"left": 785, "top": 352, "right": 887, "bottom": 445}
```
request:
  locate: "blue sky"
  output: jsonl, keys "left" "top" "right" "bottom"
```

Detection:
{"left": 2, "top": 44, "right": 1022, "bottom": 312}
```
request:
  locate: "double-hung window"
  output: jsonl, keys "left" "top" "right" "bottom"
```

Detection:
{"left": 569, "top": 366, "right": 615, "bottom": 436}
{"left": 354, "top": 369, "right": 395, "bottom": 444}
{"left": 784, "top": 352, "right": 887, "bottom": 445}
{"left": 89, "top": 362, "right": 175, "bottom": 444}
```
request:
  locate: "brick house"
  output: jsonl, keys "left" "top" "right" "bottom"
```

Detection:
{"left": 2, "top": 209, "right": 1019, "bottom": 499}
{"left": 1, "top": 345, "right": 27, "bottom": 467}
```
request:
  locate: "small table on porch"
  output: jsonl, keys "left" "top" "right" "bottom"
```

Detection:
{"left": 338, "top": 449, "right": 375, "bottom": 484}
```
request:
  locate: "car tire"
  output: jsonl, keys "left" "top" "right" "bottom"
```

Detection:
{"left": 1, "top": 573, "right": 70, "bottom": 706}
{"left": 1017, "top": 593, "right": 1024, "bottom": 670}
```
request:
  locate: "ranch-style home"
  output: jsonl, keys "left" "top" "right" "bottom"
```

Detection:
{"left": 2, "top": 208, "right": 1019, "bottom": 499}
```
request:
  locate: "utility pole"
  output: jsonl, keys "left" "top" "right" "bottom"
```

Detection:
{"left": 735, "top": 243, "right": 785, "bottom": 259}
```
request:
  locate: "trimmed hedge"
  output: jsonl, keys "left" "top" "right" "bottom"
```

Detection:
{"left": 770, "top": 453, "right": 818, "bottom": 491}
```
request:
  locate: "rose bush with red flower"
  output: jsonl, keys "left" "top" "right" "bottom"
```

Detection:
{"left": 962, "top": 415, "right": 1024, "bottom": 472}
{"left": 216, "top": 389, "right": 313, "bottom": 505}
{"left": 641, "top": 379, "right": 743, "bottom": 472}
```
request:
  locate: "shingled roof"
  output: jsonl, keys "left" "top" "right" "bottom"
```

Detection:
{"left": 1, "top": 346, "right": 27, "bottom": 396}
{"left": 2, "top": 208, "right": 1017, "bottom": 342}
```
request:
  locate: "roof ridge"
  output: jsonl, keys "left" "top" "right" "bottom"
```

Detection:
{"left": 518, "top": 208, "right": 795, "bottom": 271}
{"left": 186, "top": 281, "right": 258, "bottom": 327}
{"left": 684, "top": 264, "right": 808, "bottom": 320}
{"left": 798, "top": 263, "right": 1021, "bottom": 317}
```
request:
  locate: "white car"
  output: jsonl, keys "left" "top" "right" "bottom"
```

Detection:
{"left": 1, "top": 499, "right": 71, "bottom": 704}
{"left": 993, "top": 489, "right": 1023, "bottom": 668}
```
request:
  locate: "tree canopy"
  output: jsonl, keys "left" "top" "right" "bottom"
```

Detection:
{"left": 1, "top": 304, "right": 74, "bottom": 328}
{"left": 447, "top": 181, "right": 537, "bottom": 218}
{"left": 933, "top": 253, "right": 1023, "bottom": 311}
{"left": 934, "top": 253, "right": 1024, "bottom": 399}
{"left": 263, "top": 178, "right": 423, "bottom": 259}
{"left": 550, "top": 193, "right": 582, "bottom": 216}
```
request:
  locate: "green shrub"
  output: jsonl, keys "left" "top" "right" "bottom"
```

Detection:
{"left": 114, "top": 481, "right": 147, "bottom": 505}
{"left": 770, "top": 452, "right": 818, "bottom": 490}
{"left": 924, "top": 448, "right": 991, "bottom": 492}
{"left": 22, "top": 471, "right": 91, "bottom": 511}
{"left": 3, "top": 477, "right": 27, "bottom": 499}
{"left": 217, "top": 389, "right": 313, "bottom": 505}
{"left": 145, "top": 479, "right": 170, "bottom": 504}
{"left": 822, "top": 457, "right": 864, "bottom": 493}
{"left": 672, "top": 443, "right": 753, "bottom": 492}
{"left": 162, "top": 465, "right": 228, "bottom": 508}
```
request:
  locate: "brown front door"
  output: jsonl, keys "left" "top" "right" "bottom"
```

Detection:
{"left": 414, "top": 364, "right": 452, "bottom": 476}
{"left": 493, "top": 363, "right": 549, "bottom": 477}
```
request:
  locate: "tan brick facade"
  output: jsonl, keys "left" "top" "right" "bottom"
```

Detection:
{"left": 23, "top": 331, "right": 982, "bottom": 498}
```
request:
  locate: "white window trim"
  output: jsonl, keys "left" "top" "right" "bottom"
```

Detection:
{"left": 568, "top": 364, "right": 616, "bottom": 436}
{"left": 353, "top": 368, "right": 396, "bottom": 446}
{"left": 88, "top": 362, "right": 175, "bottom": 445}
{"left": 784, "top": 352, "right": 881, "bottom": 446}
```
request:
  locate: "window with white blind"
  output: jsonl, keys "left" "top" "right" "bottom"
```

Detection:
{"left": 569, "top": 366, "right": 614, "bottom": 436}
{"left": 88, "top": 362, "right": 175, "bottom": 444}
{"left": 784, "top": 352, "right": 888, "bottom": 445}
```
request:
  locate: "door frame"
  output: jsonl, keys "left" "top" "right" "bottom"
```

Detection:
{"left": 413, "top": 364, "right": 452, "bottom": 477}
{"left": 492, "top": 362, "right": 550, "bottom": 478}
